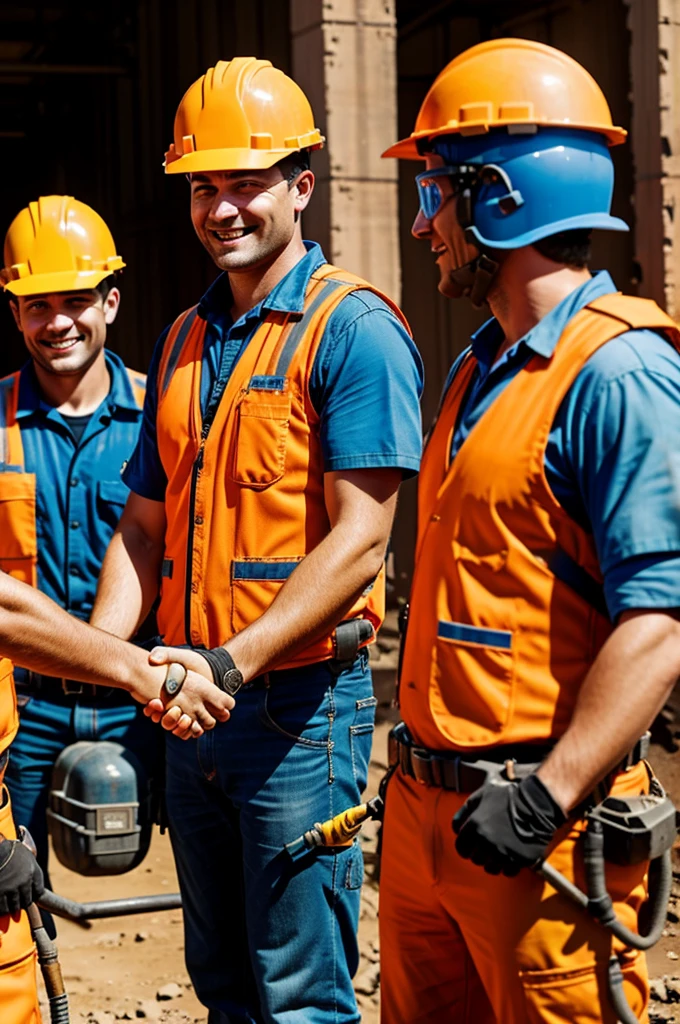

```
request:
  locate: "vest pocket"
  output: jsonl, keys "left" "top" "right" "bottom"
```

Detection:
{"left": 0, "top": 473, "right": 37, "bottom": 586}
{"left": 232, "top": 386, "right": 291, "bottom": 489}
{"left": 430, "top": 618, "right": 515, "bottom": 745}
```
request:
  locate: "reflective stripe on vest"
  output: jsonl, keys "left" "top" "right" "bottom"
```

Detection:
{"left": 155, "top": 263, "right": 412, "bottom": 665}
{"left": 401, "top": 293, "right": 680, "bottom": 752}
{"left": 0, "top": 375, "right": 25, "bottom": 752}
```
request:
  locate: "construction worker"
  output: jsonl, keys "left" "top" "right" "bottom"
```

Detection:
{"left": 0, "top": 196, "right": 165, "bottom": 914}
{"left": 380, "top": 38, "right": 680, "bottom": 1023}
{"left": 90, "top": 58, "right": 423, "bottom": 1023}
{"left": 0, "top": 567, "right": 233, "bottom": 1024}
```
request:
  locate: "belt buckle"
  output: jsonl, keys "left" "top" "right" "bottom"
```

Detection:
{"left": 411, "top": 748, "right": 433, "bottom": 786}
{"left": 61, "top": 679, "right": 83, "bottom": 696}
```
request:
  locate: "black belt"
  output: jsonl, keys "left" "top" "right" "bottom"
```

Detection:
{"left": 389, "top": 723, "right": 649, "bottom": 795}
{"left": 15, "top": 670, "right": 116, "bottom": 701}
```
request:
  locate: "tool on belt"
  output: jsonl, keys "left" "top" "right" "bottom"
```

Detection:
{"left": 286, "top": 722, "right": 678, "bottom": 1024}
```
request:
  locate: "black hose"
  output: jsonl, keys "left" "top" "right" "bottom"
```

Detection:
{"left": 39, "top": 889, "right": 182, "bottom": 922}
{"left": 583, "top": 821, "right": 672, "bottom": 950}
{"left": 27, "top": 903, "right": 70, "bottom": 1024}
{"left": 607, "top": 955, "right": 640, "bottom": 1024}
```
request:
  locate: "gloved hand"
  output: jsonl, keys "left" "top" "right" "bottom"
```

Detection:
{"left": 452, "top": 773, "right": 566, "bottom": 877}
{"left": 0, "top": 834, "right": 45, "bottom": 915}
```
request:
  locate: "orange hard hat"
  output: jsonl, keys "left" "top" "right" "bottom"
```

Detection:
{"left": 1, "top": 196, "right": 124, "bottom": 297}
{"left": 383, "top": 38, "right": 626, "bottom": 160}
{"left": 165, "top": 57, "right": 325, "bottom": 174}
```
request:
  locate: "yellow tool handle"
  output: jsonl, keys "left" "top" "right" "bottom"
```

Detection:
{"left": 314, "top": 803, "right": 370, "bottom": 846}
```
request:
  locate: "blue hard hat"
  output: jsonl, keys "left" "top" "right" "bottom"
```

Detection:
{"left": 430, "top": 127, "right": 629, "bottom": 249}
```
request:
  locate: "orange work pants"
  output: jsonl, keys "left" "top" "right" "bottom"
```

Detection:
{"left": 0, "top": 786, "right": 41, "bottom": 1024}
{"left": 380, "top": 762, "right": 650, "bottom": 1024}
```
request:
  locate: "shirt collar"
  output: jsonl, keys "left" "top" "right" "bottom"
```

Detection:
{"left": 470, "top": 270, "right": 618, "bottom": 371}
{"left": 197, "top": 240, "right": 327, "bottom": 327}
{"left": 15, "top": 349, "right": 139, "bottom": 420}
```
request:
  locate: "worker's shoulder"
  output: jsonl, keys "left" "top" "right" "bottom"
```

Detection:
{"left": 577, "top": 327, "right": 680, "bottom": 385}
{"left": 326, "top": 284, "right": 407, "bottom": 334}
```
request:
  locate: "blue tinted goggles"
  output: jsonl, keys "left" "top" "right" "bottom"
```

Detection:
{"left": 415, "top": 165, "right": 469, "bottom": 221}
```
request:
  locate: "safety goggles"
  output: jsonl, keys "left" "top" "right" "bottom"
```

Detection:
{"left": 415, "top": 163, "right": 520, "bottom": 223}
{"left": 415, "top": 165, "right": 477, "bottom": 221}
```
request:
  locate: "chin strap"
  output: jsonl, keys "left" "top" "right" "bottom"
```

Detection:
{"left": 449, "top": 251, "right": 499, "bottom": 308}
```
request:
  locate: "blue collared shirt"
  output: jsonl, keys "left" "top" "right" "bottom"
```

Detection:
{"left": 124, "top": 242, "right": 424, "bottom": 498}
{"left": 16, "top": 350, "right": 144, "bottom": 619}
{"left": 446, "top": 270, "right": 680, "bottom": 619}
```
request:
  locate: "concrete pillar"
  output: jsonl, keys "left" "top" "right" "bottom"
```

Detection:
{"left": 626, "top": 0, "right": 680, "bottom": 318}
{"left": 290, "top": 0, "right": 401, "bottom": 301}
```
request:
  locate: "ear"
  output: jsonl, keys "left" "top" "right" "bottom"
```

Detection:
{"left": 103, "top": 286, "right": 121, "bottom": 325}
{"left": 293, "top": 170, "right": 315, "bottom": 215}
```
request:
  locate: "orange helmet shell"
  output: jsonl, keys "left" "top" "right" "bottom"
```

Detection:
{"left": 1, "top": 196, "right": 124, "bottom": 297}
{"left": 383, "top": 38, "right": 626, "bottom": 160}
{"left": 165, "top": 57, "right": 325, "bottom": 174}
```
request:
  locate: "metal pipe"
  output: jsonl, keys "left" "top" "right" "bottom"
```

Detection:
{"left": 39, "top": 889, "right": 181, "bottom": 922}
{"left": 27, "top": 903, "right": 70, "bottom": 1024}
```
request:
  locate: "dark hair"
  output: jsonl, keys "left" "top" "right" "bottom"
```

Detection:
{"left": 277, "top": 149, "right": 311, "bottom": 187}
{"left": 533, "top": 229, "right": 592, "bottom": 269}
{"left": 95, "top": 273, "right": 119, "bottom": 301}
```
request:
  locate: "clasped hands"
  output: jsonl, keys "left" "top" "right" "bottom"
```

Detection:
{"left": 136, "top": 645, "right": 235, "bottom": 742}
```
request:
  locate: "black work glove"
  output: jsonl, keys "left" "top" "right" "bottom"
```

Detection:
{"left": 452, "top": 773, "right": 566, "bottom": 877}
{"left": 0, "top": 834, "right": 45, "bottom": 915}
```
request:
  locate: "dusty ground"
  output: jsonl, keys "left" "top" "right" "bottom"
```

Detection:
{"left": 39, "top": 633, "right": 680, "bottom": 1023}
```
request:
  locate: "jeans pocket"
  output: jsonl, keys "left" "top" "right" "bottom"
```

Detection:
{"left": 258, "top": 682, "right": 333, "bottom": 749}
{"left": 337, "top": 840, "right": 364, "bottom": 891}
{"left": 349, "top": 695, "right": 377, "bottom": 789}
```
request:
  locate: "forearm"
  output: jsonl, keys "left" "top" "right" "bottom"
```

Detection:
{"left": 0, "top": 572, "right": 165, "bottom": 699}
{"left": 91, "top": 523, "right": 163, "bottom": 639}
{"left": 537, "top": 610, "right": 680, "bottom": 812}
{"left": 226, "top": 523, "right": 386, "bottom": 680}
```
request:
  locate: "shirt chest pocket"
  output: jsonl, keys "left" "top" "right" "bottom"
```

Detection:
{"left": 0, "top": 472, "right": 38, "bottom": 586}
{"left": 232, "top": 378, "right": 291, "bottom": 489}
{"left": 96, "top": 479, "right": 129, "bottom": 530}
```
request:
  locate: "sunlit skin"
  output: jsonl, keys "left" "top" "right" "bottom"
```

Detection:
{"left": 10, "top": 288, "right": 119, "bottom": 412}
{"left": 411, "top": 152, "right": 480, "bottom": 299}
{"left": 189, "top": 166, "right": 314, "bottom": 320}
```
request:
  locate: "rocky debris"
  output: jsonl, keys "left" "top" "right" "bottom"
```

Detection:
{"left": 650, "top": 975, "right": 680, "bottom": 1004}
{"left": 157, "top": 982, "right": 183, "bottom": 1001}
{"left": 135, "top": 1000, "right": 161, "bottom": 1020}
{"left": 86, "top": 1012, "right": 117, "bottom": 1024}
{"left": 135, "top": 931, "right": 149, "bottom": 942}
{"left": 668, "top": 951, "right": 679, "bottom": 962}
{"left": 354, "top": 961, "right": 380, "bottom": 996}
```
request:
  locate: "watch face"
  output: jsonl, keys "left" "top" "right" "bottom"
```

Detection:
{"left": 165, "top": 675, "right": 182, "bottom": 697}
{"left": 222, "top": 668, "right": 243, "bottom": 696}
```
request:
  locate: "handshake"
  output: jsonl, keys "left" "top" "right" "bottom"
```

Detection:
{"left": 131, "top": 642, "right": 242, "bottom": 741}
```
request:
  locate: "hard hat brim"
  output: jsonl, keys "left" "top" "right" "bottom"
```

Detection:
{"left": 165, "top": 146, "right": 316, "bottom": 175}
{"left": 468, "top": 212, "right": 630, "bottom": 251}
{"left": 382, "top": 121, "right": 628, "bottom": 160}
{"left": 2, "top": 267, "right": 124, "bottom": 297}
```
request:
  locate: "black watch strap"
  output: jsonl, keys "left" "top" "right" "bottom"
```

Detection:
{"left": 200, "top": 647, "right": 244, "bottom": 696}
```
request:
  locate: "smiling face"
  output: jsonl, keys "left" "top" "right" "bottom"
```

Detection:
{"left": 189, "top": 165, "right": 314, "bottom": 273}
{"left": 10, "top": 287, "right": 119, "bottom": 377}
{"left": 411, "top": 152, "right": 480, "bottom": 298}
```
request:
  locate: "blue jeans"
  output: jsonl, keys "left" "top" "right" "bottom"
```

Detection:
{"left": 6, "top": 687, "right": 161, "bottom": 880}
{"left": 165, "top": 654, "right": 376, "bottom": 1024}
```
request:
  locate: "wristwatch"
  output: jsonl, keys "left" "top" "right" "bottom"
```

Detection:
{"left": 163, "top": 662, "right": 187, "bottom": 698}
{"left": 200, "top": 647, "right": 244, "bottom": 696}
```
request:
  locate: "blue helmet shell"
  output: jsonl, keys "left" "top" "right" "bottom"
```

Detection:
{"left": 431, "top": 128, "right": 629, "bottom": 249}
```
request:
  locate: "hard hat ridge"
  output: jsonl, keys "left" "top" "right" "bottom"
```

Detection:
{"left": 1, "top": 196, "right": 124, "bottom": 298}
{"left": 164, "top": 57, "right": 325, "bottom": 174}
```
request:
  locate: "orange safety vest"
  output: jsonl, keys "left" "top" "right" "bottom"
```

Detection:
{"left": 401, "top": 293, "right": 680, "bottom": 751}
{"left": 0, "top": 369, "right": 145, "bottom": 754}
{"left": 155, "top": 263, "right": 411, "bottom": 666}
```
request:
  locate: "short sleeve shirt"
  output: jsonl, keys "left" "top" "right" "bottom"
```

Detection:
{"left": 445, "top": 271, "right": 680, "bottom": 620}
{"left": 124, "top": 242, "right": 424, "bottom": 499}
